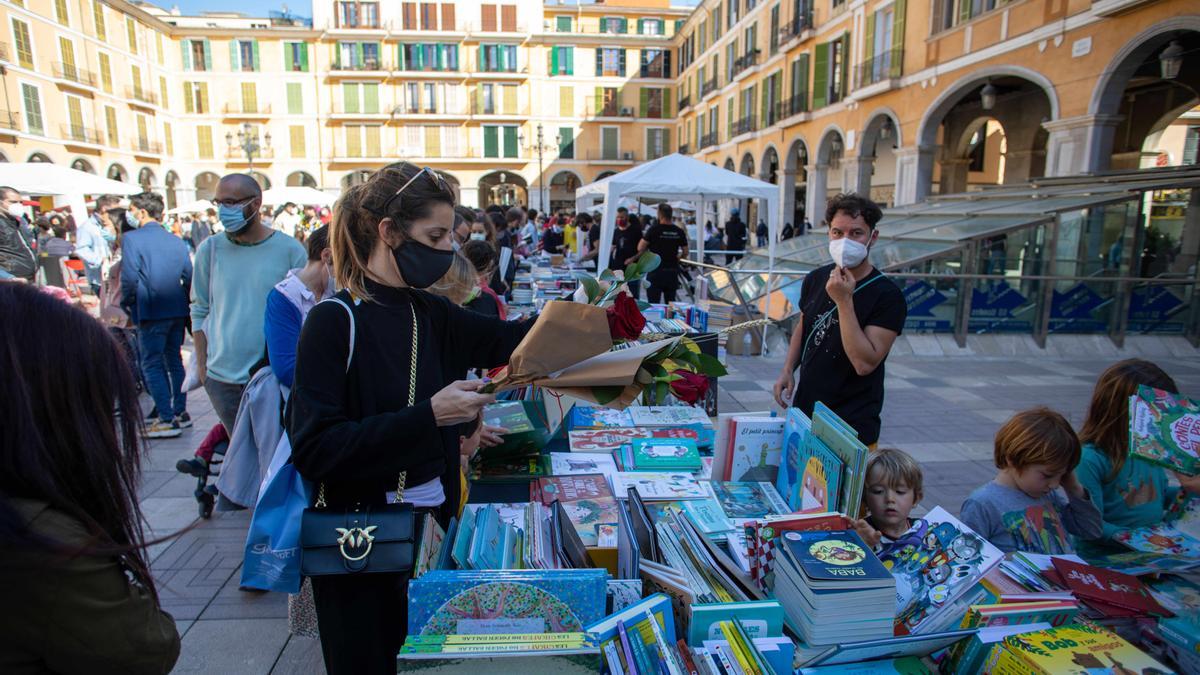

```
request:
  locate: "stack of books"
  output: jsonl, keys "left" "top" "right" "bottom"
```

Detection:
{"left": 772, "top": 530, "right": 896, "bottom": 646}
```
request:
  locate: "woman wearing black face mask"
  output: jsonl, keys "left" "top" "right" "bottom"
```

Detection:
{"left": 287, "top": 163, "right": 537, "bottom": 675}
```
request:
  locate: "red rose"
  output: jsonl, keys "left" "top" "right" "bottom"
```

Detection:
{"left": 669, "top": 370, "right": 710, "bottom": 406}
{"left": 606, "top": 291, "right": 646, "bottom": 341}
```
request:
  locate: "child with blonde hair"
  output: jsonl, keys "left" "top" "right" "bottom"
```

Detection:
{"left": 855, "top": 447, "right": 925, "bottom": 552}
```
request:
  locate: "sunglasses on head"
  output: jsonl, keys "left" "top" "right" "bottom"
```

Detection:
{"left": 381, "top": 167, "right": 450, "bottom": 215}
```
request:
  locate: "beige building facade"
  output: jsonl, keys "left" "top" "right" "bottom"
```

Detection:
{"left": 1, "top": 0, "right": 1197, "bottom": 218}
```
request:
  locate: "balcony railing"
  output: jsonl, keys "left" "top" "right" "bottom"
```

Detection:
{"left": 701, "top": 78, "right": 719, "bottom": 98}
{"left": 224, "top": 146, "right": 276, "bottom": 161}
{"left": 0, "top": 110, "right": 16, "bottom": 130}
{"left": 586, "top": 149, "right": 637, "bottom": 161}
{"left": 331, "top": 58, "right": 385, "bottom": 72}
{"left": 679, "top": 94, "right": 693, "bottom": 109}
{"left": 585, "top": 98, "right": 636, "bottom": 118}
{"left": 855, "top": 47, "right": 903, "bottom": 88}
{"left": 679, "top": 143, "right": 691, "bottom": 155}
{"left": 223, "top": 102, "right": 272, "bottom": 116}
{"left": 0, "top": 43, "right": 9, "bottom": 62}
{"left": 335, "top": 19, "right": 383, "bottom": 29}
{"left": 464, "top": 21, "right": 525, "bottom": 33}
{"left": 335, "top": 146, "right": 385, "bottom": 159}
{"left": 700, "top": 132, "right": 718, "bottom": 149}
{"left": 778, "top": 7, "right": 814, "bottom": 44}
{"left": 733, "top": 116, "right": 757, "bottom": 136}
{"left": 135, "top": 139, "right": 162, "bottom": 154}
{"left": 60, "top": 124, "right": 102, "bottom": 145}
{"left": 469, "top": 100, "right": 527, "bottom": 116}
{"left": 774, "top": 94, "right": 808, "bottom": 121}
{"left": 731, "top": 50, "right": 760, "bottom": 78}
{"left": 396, "top": 64, "right": 460, "bottom": 74}
{"left": 126, "top": 86, "right": 158, "bottom": 105}
{"left": 53, "top": 62, "right": 97, "bottom": 87}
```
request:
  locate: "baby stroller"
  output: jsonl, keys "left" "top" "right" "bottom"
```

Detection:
{"left": 176, "top": 423, "right": 229, "bottom": 518}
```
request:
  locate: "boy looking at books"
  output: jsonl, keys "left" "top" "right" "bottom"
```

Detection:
{"left": 961, "top": 408, "right": 1103, "bottom": 553}
{"left": 854, "top": 448, "right": 925, "bottom": 552}
{"left": 1076, "top": 359, "right": 1200, "bottom": 557}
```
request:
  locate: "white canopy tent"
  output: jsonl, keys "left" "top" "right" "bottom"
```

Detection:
{"left": 166, "top": 199, "right": 214, "bottom": 215}
{"left": 0, "top": 163, "right": 141, "bottom": 226}
{"left": 574, "top": 153, "right": 781, "bottom": 323}
{"left": 260, "top": 186, "right": 336, "bottom": 207}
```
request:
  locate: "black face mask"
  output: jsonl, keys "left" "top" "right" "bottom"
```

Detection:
{"left": 393, "top": 239, "right": 455, "bottom": 289}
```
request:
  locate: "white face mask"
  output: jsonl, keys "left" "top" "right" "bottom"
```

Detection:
{"left": 469, "top": 232, "right": 486, "bottom": 241}
{"left": 829, "top": 237, "right": 870, "bottom": 269}
{"left": 7, "top": 203, "right": 26, "bottom": 220}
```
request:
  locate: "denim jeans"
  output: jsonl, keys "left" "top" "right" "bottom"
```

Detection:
{"left": 139, "top": 317, "right": 187, "bottom": 423}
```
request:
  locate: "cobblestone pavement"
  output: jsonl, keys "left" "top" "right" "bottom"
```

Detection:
{"left": 143, "top": 336, "right": 1200, "bottom": 673}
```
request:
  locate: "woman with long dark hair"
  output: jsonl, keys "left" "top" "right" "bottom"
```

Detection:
{"left": 0, "top": 282, "right": 180, "bottom": 673}
{"left": 288, "top": 163, "right": 537, "bottom": 674}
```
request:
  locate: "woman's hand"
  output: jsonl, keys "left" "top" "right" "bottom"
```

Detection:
{"left": 479, "top": 424, "right": 508, "bottom": 448}
{"left": 431, "top": 380, "right": 495, "bottom": 427}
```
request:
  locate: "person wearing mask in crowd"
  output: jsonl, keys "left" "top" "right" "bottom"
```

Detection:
{"left": 191, "top": 174, "right": 306, "bottom": 434}
{"left": 274, "top": 202, "right": 302, "bottom": 238}
{"left": 453, "top": 205, "right": 475, "bottom": 248}
{"left": 562, "top": 212, "right": 578, "bottom": 257}
{"left": 77, "top": 195, "right": 117, "bottom": 293}
{"left": 772, "top": 193, "right": 907, "bottom": 448}
{"left": 469, "top": 211, "right": 496, "bottom": 246}
{"left": 756, "top": 219, "right": 768, "bottom": 248}
{"left": 541, "top": 215, "right": 565, "bottom": 254}
{"left": 260, "top": 206, "right": 275, "bottom": 230}
{"left": 492, "top": 209, "right": 518, "bottom": 298}
{"left": 191, "top": 210, "right": 213, "bottom": 251}
{"left": 121, "top": 192, "right": 194, "bottom": 439}
{"left": 502, "top": 207, "right": 524, "bottom": 250}
{"left": 263, "top": 224, "right": 334, "bottom": 392}
{"left": 0, "top": 187, "right": 36, "bottom": 282}
{"left": 638, "top": 203, "right": 688, "bottom": 303}
{"left": 578, "top": 212, "right": 600, "bottom": 264}
{"left": 40, "top": 222, "right": 75, "bottom": 257}
{"left": 724, "top": 207, "right": 747, "bottom": 263}
{"left": 612, "top": 206, "right": 644, "bottom": 297}
{"left": 288, "top": 164, "right": 537, "bottom": 674}
{"left": 0, "top": 283, "right": 181, "bottom": 673}
{"left": 519, "top": 211, "right": 539, "bottom": 249}
{"left": 460, "top": 239, "right": 506, "bottom": 320}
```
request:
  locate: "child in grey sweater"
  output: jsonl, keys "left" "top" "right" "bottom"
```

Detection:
{"left": 960, "top": 407, "right": 1102, "bottom": 554}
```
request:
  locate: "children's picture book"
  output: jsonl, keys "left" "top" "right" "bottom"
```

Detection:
{"left": 878, "top": 506, "right": 1004, "bottom": 636}
{"left": 565, "top": 405, "right": 634, "bottom": 430}
{"left": 681, "top": 497, "right": 735, "bottom": 537}
{"left": 548, "top": 452, "right": 619, "bottom": 482}
{"left": 481, "top": 400, "right": 552, "bottom": 458}
{"left": 747, "top": 512, "right": 855, "bottom": 590}
{"left": 610, "top": 472, "right": 708, "bottom": 500}
{"left": 414, "top": 512, "right": 446, "bottom": 578}
{"left": 810, "top": 403, "right": 867, "bottom": 518}
{"left": 988, "top": 622, "right": 1171, "bottom": 674}
{"left": 1051, "top": 557, "right": 1172, "bottom": 617}
{"left": 799, "top": 630, "right": 976, "bottom": 668}
{"left": 688, "top": 600, "right": 784, "bottom": 646}
{"left": 1001, "top": 504, "right": 1072, "bottom": 555}
{"left": 408, "top": 569, "right": 609, "bottom": 636}
{"left": 776, "top": 407, "right": 812, "bottom": 510}
{"left": 709, "top": 481, "right": 790, "bottom": 521}
{"left": 630, "top": 437, "right": 702, "bottom": 472}
{"left": 585, "top": 592, "right": 678, "bottom": 647}
{"left": 722, "top": 416, "right": 785, "bottom": 483}
{"left": 567, "top": 427, "right": 699, "bottom": 452}
{"left": 469, "top": 455, "right": 547, "bottom": 483}
{"left": 532, "top": 474, "right": 619, "bottom": 547}
{"left": 781, "top": 529, "right": 894, "bottom": 588}
{"left": 628, "top": 405, "right": 712, "bottom": 427}
{"left": 800, "top": 656, "right": 933, "bottom": 674}
{"left": 1114, "top": 494, "right": 1200, "bottom": 557}
{"left": 1129, "top": 384, "right": 1200, "bottom": 476}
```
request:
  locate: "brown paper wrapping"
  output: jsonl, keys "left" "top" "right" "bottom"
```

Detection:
{"left": 491, "top": 301, "right": 613, "bottom": 391}
{"left": 540, "top": 337, "right": 680, "bottom": 409}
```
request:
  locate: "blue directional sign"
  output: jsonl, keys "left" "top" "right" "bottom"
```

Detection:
{"left": 971, "top": 282, "right": 1026, "bottom": 319}
{"left": 1128, "top": 287, "right": 1185, "bottom": 332}
{"left": 1050, "top": 283, "right": 1104, "bottom": 320}
{"left": 903, "top": 281, "right": 948, "bottom": 317}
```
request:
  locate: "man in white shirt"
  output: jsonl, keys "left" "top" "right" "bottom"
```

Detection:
{"left": 77, "top": 195, "right": 118, "bottom": 292}
{"left": 273, "top": 202, "right": 302, "bottom": 238}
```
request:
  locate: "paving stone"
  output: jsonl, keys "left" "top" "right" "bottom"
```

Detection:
{"left": 172, "top": 619, "right": 290, "bottom": 674}
{"left": 271, "top": 636, "right": 327, "bottom": 675}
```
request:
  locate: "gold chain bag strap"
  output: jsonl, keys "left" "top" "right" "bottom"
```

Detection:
{"left": 299, "top": 299, "right": 419, "bottom": 576}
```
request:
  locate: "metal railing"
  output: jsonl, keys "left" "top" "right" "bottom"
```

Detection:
{"left": 135, "top": 139, "right": 162, "bottom": 154}
{"left": 0, "top": 110, "right": 18, "bottom": 130}
{"left": 223, "top": 102, "right": 272, "bottom": 115}
{"left": 54, "top": 62, "right": 96, "bottom": 87}
{"left": 60, "top": 124, "right": 102, "bottom": 145}
{"left": 855, "top": 47, "right": 903, "bottom": 88}
{"left": 464, "top": 21, "right": 525, "bottom": 33}
{"left": 469, "top": 100, "right": 528, "bottom": 116}
{"left": 733, "top": 115, "right": 757, "bottom": 136}
{"left": 126, "top": 86, "right": 158, "bottom": 105}
{"left": 679, "top": 94, "right": 693, "bottom": 109}
{"left": 224, "top": 146, "right": 276, "bottom": 161}
{"left": 700, "top": 132, "right": 718, "bottom": 149}
{"left": 584, "top": 98, "right": 636, "bottom": 118}
{"left": 731, "top": 50, "right": 760, "bottom": 77}
{"left": 775, "top": 94, "right": 807, "bottom": 120}
{"left": 701, "top": 77, "right": 719, "bottom": 97}
{"left": 778, "top": 7, "right": 813, "bottom": 44}
{"left": 330, "top": 58, "right": 385, "bottom": 71}
{"left": 585, "top": 149, "right": 636, "bottom": 161}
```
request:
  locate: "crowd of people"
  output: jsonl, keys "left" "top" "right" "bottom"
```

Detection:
{"left": 2, "top": 171, "right": 1194, "bottom": 674}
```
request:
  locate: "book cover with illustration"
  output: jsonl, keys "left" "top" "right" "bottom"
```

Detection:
{"left": 630, "top": 437, "right": 701, "bottom": 472}
{"left": 1148, "top": 576, "right": 1200, "bottom": 653}
{"left": 548, "top": 452, "right": 619, "bottom": 484}
{"left": 628, "top": 405, "right": 712, "bottom": 427}
{"left": 723, "top": 417, "right": 785, "bottom": 483}
{"left": 1114, "top": 494, "right": 1200, "bottom": 557}
{"left": 776, "top": 407, "right": 812, "bottom": 510}
{"left": 1001, "top": 504, "right": 1072, "bottom": 555}
{"left": 878, "top": 506, "right": 1004, "bottom": 635}
{"left": 609, "top": 472, "right": 708, "bottom": 500}
{"left": 1051, "top": 558, "right": 1171, "bottom": 617}
{"left": 710, "top": 481, "right": 791, "bottom": 521}
{"left": 780, "top": 529, "right": 893, "bottom": 587}
{"left": 481, "top": 401, "right": 552, "bottom": 458}
{"left": 682, "top": 497, "right": 736, "bottom": 537}
{"left": 408, "top": 569, "right": 609, "bottom": 636}
{"left": 533, "top": 474, "right": 619, "bottom": 547}
{"left": 567, "top": 427, "right": 700, "bottom": 452}
{"left": 689, "top": 600, "right": 785, "bottom": 646}
{"left": 747, "top": 512, "right": 855, "bottom": 589}
{"left": 414, "top": 512, "right": 446, "bottom": 578}
{"left": 1129, "top": 384, "right": 1200, "bottom": 476}
{"left": 566, "top": 405, "right": 634, "bottom": 430}
{"left": 810, "top": 403, "right": 868, "bottom": 518}
{"left": 989, "top": 622, "right": 1170, "bottom": 674}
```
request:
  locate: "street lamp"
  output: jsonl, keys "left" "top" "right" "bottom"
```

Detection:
{"left": 1159, "top": 40, "right": 1183, "bottom": 80}
{"left": 225, "top": 122, "right": 271, "bottom": 170}
{"left": 518, "top": 123, "right": 558, "bottom": 213}
{"left": 980, "top": 81, "right": 997, "bottom": 111}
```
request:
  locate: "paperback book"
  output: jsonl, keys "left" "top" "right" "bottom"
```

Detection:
{"left": 987, "top": 622, "right": 1170, "bottom": 674}
{"left": 1114, "top": 494, "right": 1200, "bottom": 557}
{"left": 566, "top": 406, "right": 634, "bottom": 430}
{"left": 480, "top": 400, "right": 553, "bottom": 458}
{"left": 1129, "top": 384, "right": 1200, "bottom": 476}
{"left": 548, "top": 452, "right": 619, "bottom": 487}
{"left": 628, "top": 405, "right": 712, "bottom": 427}
{"left": 811, "top": 402, "right": 868, "bottom": 518}
{"left": 721, "top": 416, "right": 785, "bottom": 483}
{"left": 1051, "top": 557, "right": 1172, "bottom": 617}
{"left": 709, "top": 481, "right": 791, "bottom": 521}
{"left": 609, "top": 472, "right": 708, "bottom": 500}
{"left": 532, "top": 474, "right": 619, "bottom": 547}
{"left": 567, "top": 427, "right": 700, "bottom": 453}
{"left": 629, "top": 437, "right": 702, "bottom": 472}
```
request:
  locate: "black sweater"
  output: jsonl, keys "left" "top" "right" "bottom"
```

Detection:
{"left": 288, "top": 280, "right": 533, "bottom": 517}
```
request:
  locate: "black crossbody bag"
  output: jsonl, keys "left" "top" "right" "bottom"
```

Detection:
{"left": 299, "top": 297, "right": 419, "bottom": 576}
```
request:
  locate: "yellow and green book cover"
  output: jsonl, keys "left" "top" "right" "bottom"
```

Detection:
{"left": 989, "top": 622, "right": 1169, "bottom": 674}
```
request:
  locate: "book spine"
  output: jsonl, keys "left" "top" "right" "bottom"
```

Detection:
{"left": 676, "top": 639, "right": 700, "bottom": 675}
{"left": 718, "top": 622, "right": 758, "bottom": 675}
{"left": 710, "top": 643, "right": 743, "bottom": 675}
{"left": 644, "top": 610, "right": 684, "bottom": 675}
{"left": 406, "top": 632, "right": 591, "bottom": 644}
{"left": 1158, "top": 619, "right": 1200, "bottom": 652}
{"left": 604, "top": 639, "right": 627, "bottom": 675}
{"left": 626, "top": 622, "right": 659, "bottom": 675}
{"left": 617, "top": 620, "right": 643, "bottom": 675}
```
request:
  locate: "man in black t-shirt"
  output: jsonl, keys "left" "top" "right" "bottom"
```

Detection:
{"left": 724, "top": 208, "right": 747, "bottom": 264}
{"left": 772, "top": 193, "right": 907, "bottom": 446}
{"left": 638, "top": 203, "right": 689, "bottom": 304}
{"left": 612, "top": 206, "right": 644, "bottom": 298}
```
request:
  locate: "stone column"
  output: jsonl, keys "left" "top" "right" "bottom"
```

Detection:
{"left": 1002, "top": 149, "right": 1046, "bottom": 184}
{"left": 841, "top": 155, "right": 874, "bottom": 197}
{"left": 893, "top": 145, "right": 937, "bottom": 206}
{"left": 805, "top": 163, "right": 829, "bottom": 227}
{"left": 1042, "top": 114, "right": 1124, "bottom": 177}
{"left": 939, "top": 157, "right": 971, "bottom": 194}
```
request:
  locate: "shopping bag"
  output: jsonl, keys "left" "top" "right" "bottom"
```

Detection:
{"left": 182, "top": 350, "right": 203, "bottom": 392}
{"left": 240, "top": 434, "right": 312, "bottom": 593}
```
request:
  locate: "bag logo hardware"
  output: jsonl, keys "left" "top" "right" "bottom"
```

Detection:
{"left": 335, "top": 526, "right": 378, "bottom": 562}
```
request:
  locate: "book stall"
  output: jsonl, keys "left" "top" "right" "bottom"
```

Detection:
{"left": 395, "top": 254, "right": 1200, "bottom": 674}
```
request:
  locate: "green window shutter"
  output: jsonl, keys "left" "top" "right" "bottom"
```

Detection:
{"left": 478, "top": 46, "right": 485, "bottom": 71}
{"left": 343, "top": 83, "right": 359, "bottom": 113}
{"left": 287, "top": 82, "right": 302, "bottom": 114}
{"left": 618, "top": 18, "right": 628, "bottom": 34}
{"left": 556, "top": 16, "right": 571, "bottom": 32}
{"left": 637, "top": 19, "right": 645, "bottom": 34}
{"left": 183, "top": 82, "right": 193, "bottom": 113}
{"left": 284, "top": 42, "right": 292, "bottom": 70}
{"left": 595, "top": 49, "right": 603, "bottom": 76}
{"left": 812, "top": 42, "right": 828, "bottom": 109}
{"left": 760, "top": 82, "right": 768, "bottom": 126}
{"left": 559, "top": 126, "right": 574, "bottom": 158}
{"left": 890, "top": 0, "right": 906, "bottom": 78}
{"left": 252, "top": 40, "right": 260, "bottom": 71}
{"left": 839, "top": 32, "right": 850, "bottom": 98}
{"left": 864, "top": 12, "right": 875, "bottom": 66}
{"left": 398, "top": 45, "right": 407, "bottom": 70}
{"left": 798, "top": 52, "right": 809, "bottom": 111}
{"left": 550, "top": 46, "right": 559, "bottom": 75}
{"left": 566, "top": 47, "right": 573, "bottom": 75}
{"left": 202, "top": 39, "right": 212, "bottom": 70}
{"left": 502, "top": 126, "right": 518, "bottom": 157}
{"left": 363, "top": 83, "right": 379, "bottom": 113}
{"left": 181, "top": 40, "right": 193, "bottom": 70}
{"left": 416, "top": 43, "right": 426, "bottom": 69}
{"left": 594, "top": 86, "right": 603, "bottom": 114}
{"left": 959, "top": 0, "right": 972, "bottom": 23}
{"left": 618, "top": 49, "right": 626, "bottom": 77}
{"left": 453, "top": 46, "right": 460, "bottom": 70}
{"left": 660, "top": 19, "right": 668, "bottom": 34}
{"left": 640, "top": 88, "right": 649, "bottom": 117}
{"left": 300, "top": 43, "right": 310, "bottom": 71}
{"left": 483, "top": 126, "right": 498, "bottom": 157}
{"left": 229, "top": 40, "right": 239, "bottom": 71}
